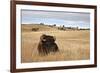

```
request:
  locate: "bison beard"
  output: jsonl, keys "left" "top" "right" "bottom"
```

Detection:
{"left": 37, "top": 34, "right": 59, "bottom": 55}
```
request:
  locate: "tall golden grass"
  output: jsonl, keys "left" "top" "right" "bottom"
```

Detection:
{"left": 21, "top": 25, "right": 90, "bottom": 63}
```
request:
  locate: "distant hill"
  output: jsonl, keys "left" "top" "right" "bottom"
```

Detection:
{"left": 21, "top": 24, "right": 58, "bottom": 32}
{"left": 21, "top": 24, "right": 89, "bottom": 32}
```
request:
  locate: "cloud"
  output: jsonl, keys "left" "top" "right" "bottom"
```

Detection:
{"left": 21, "top": 10, "right": 90, "bottom": 28}
{"left": 22, "top": 10, "right": 90, "bottom": 22}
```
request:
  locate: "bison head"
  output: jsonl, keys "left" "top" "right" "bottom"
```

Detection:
{"left": 40, "top": 34, "right": 56, "bottom": 43}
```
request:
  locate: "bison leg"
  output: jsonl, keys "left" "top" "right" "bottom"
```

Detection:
{"left": 51, "top": 43, "right": 59, "bottom": 52}
{"left": 37, "top": 43, "right": 49, "bottom": 56}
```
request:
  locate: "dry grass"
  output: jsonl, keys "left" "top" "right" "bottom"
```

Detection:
{"left": 21, "top": 24, "right": 90, "bottom": 63}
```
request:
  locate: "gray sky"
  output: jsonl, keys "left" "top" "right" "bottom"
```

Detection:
{"left": 21, "top": 10, "right": 90, "bottom": 28}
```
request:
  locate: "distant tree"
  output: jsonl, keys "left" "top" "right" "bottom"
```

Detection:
{"left": 53, "top": 24, "right": 56, "bottom": 26}
{"left": 58, "top": 25, "right": 66, "bottom": 31}
{"left": 62, "top": 25, "right": 65, "bottom": 28}
{"left": 40, "top": 23, "right": 44, "bottom": 25}
{"left": 32, "top": 28, "right": 39, "bottom": 31}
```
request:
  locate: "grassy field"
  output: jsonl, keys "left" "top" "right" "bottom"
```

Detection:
{"left": 21, "top": 24, "right": 90, "bottom": 63}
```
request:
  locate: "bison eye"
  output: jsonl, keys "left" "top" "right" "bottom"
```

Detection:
{"left": 42, "top": 39, "right": 46, "bottom": 41}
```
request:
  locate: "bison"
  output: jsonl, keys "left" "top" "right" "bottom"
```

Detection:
{"left": 37, "top": 34, "right": 59, "bottom": 55}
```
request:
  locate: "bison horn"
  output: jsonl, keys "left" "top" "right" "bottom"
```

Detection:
{"left": 40, "top": 34, "right": 46, "bottom": 41}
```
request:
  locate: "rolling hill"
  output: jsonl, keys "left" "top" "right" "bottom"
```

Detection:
{"left": 21, "top": 24, "right": 58, "bottom": 32}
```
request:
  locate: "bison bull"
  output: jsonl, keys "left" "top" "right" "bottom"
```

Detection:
{"left": 37, "top": 34, "right": 59, "bottom": 55}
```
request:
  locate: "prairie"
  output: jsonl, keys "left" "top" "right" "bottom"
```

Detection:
{"left": 21, "top": 24, "right": 90, "bottom": 63}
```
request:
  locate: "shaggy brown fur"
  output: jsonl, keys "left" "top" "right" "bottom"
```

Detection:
{"left": 37, "top": 34, "right": 59, "bottom": 55}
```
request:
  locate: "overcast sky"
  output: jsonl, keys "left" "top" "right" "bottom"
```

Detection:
{"left": 21, "top": 10, "right": 90, "bottom": 28}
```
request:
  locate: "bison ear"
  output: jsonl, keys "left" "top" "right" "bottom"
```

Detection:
{"left": 40, "top": 34, "right": 45, "bottom": 40}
